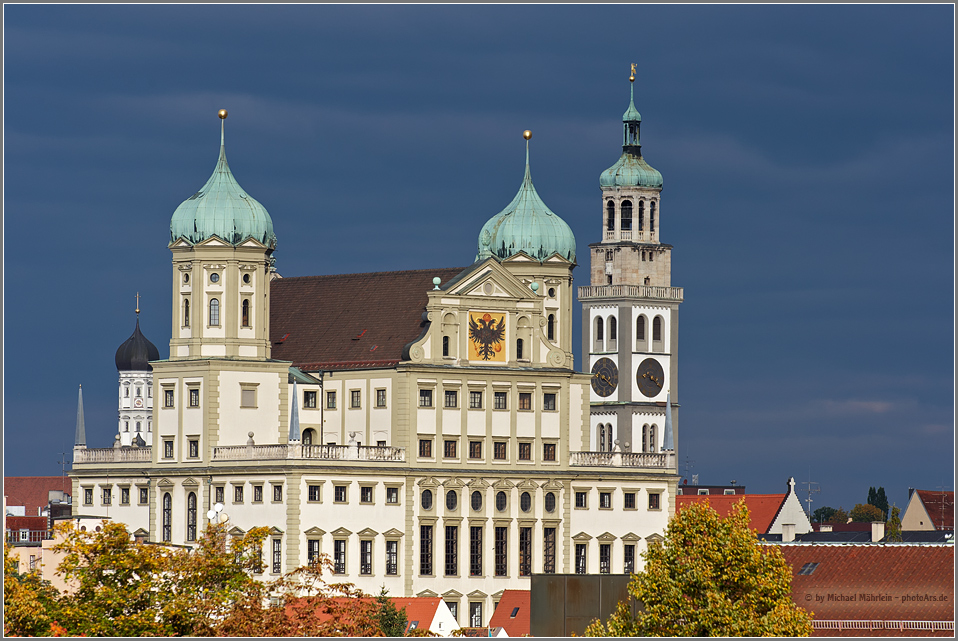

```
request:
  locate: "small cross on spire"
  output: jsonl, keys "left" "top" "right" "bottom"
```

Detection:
{"left": 135, "top": 292, "right": 140, "bottom": 315}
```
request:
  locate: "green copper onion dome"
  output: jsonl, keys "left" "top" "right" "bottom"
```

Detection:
{"left": 170, "top": 112, "right": 277, "bottom": 248}
{"left": 476, "top": 133, "right": 576, "bottom": 264}
{"left": 599, "top": 80, "right": 663, "bottom": 190}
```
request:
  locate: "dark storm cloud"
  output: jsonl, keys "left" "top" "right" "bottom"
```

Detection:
{"left": 3, "top": 4, "right": 953, "bottom": 513}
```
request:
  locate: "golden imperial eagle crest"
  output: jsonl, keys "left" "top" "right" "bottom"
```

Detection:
{"left": 468, "top": 312, "right": 506, "bottom": 361}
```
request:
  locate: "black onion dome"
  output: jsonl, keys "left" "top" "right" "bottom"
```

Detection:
{"left": 115, "top": 319, "right": 160, "bottom": 371}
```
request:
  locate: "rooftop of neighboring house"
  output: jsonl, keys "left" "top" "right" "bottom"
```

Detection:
{"left": 674, "top": 493, "right": 786, "bottom": 534}
{"left": 915, "top": 490, "right": 954, "bottom": 530}
{"left": 3, "top": 477, "right": 72, "bottom": 516}
{"left": 488, "top": 589, "right": 530, "bottom": 637}
{"left": 676, "top": 483, "right": 746, "bottom": 495}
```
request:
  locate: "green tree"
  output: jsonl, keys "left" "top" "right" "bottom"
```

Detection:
{"left": 825, "top": 506, "right": 849, "bottom": 524}
{"left": 373, "top": 586, "right": 408, "bottom": 637}
{"left": 885, "top": 506, "right": 903, "bottom": 542}
{"left": 849, "top": 503, "right": 885, "bottom": 523}
{"left": 583, "top": 501, "right": 813, "bottom": 637}
{"left": 812, "top": 506, "right": 836, "bottom": 524}
{"left": 873, "top": 488, "right": 889, "bottom": 519}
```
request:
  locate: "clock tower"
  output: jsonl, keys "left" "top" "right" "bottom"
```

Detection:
{"left": 579, "top": 70, "right": 682, "bottom": 462}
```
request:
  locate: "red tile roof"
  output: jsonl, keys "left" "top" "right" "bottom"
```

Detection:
{"left": 915, "top": 490, "right": 954, "bottom": 530}
{"left": 779, "top": 544, "right": 954, "bottom": 636}
{"left": 3, "top": 477, "right": 72, "bottom": 516}
{"left": 674, "top": 493, "right": 786, "bottom": 534}
{"left": 5, "top": 516, "right": 49, "bottom": 532}
{"left": 283, "top": 595, "right": 444, "bottom": 635}
{"left": 489, "top": 589, "right": 530, "bottom": 637}
{"left": 269, "top": 267, "right": 466, "bottom": 372}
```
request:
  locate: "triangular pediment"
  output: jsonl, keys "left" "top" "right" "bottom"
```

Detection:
{"left": 442, "top": 477, "right": 465, "bottom": 488}
{"left": 228, "top": 526, "right": 246, "bottom": 536}
{"left": 543, "top": 252, "right": 574, "bottom": 265}
{"left": 169, "top": 237, "right": 193, "bottom": 249}
{"left": 133, "top": 528, "right": 148, "bottom": 536}
{"left": 331, "top": 527, "right": 352, "bottom": 537}
{"left": 442, "top": 589, "right": 463, "bottom": 598}
{"left": 517, "top": 479, "right": 540, "bottom": 490}
{"left": 195, "top": 235, "right": 230, "bottom": 247}
{"left": 467, "top": 590, "right": 487, "bottom": 599}
{"left": 572, "top": 532, "right": 593, "bottom": 541}
{"left": 597, "top": 531, "right": 617, "bottom": 542}
{"left": 238, "top": 237, "right": 266, "bottom": 249}
{"left": 417, "top": 589, "right": 439, "bottom": 598}
{"left": 645, "top": 533, "right": 664, "bottom": 543}
{"left": 157, "top": 478, "right": 174, "bottom": 488}
{"left": 541, "top": 479, "right": 564, "bottom": 490}
{"left": 501, "top": 251, "right": 537, "bottom": 263}
{"left": 418, "top": 477, "right": 439, "bottom": 488}
{"left": 621, "top": 532, "right": 640, "bottom": 541}
{"left": 269, "top": 526, "right": 284, "bottom": 535}
{"left": 382, "top": 528, "right": 404, "bottom": 538}
{"left": 357, "top": 528, "right": 378, "bottom": 538}
{"left": 491, "top": 590, "right": 505, "bottom": 599}
{"left": 182, "top": 477, "right": 199, "bottom": 487}
{"left": 447, "top": 260, "right": 536, "bottom": 300}
{"left": 304, "top": 527, "right": 326, "bottom": 536}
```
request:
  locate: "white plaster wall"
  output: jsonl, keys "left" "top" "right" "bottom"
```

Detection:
{"left": 632, "top": 305, "right": 671, "bottom": 353}
{"left": 516, "top": 410, "right": 535, "bottom": 438}
{"left": 491, "top": 409, "right": 510, "bottom": 437}
{"left": 217, "top": 370, "right": 282, "bottom": 446}
{"left": 541, "top": 408, "right": 559, "bottom": 439}
{"left": 442, "top": 409, "right": 460, "bottom": 435}
{"left": 417, "top": 407, "right": 437, "bottom": 435}
{"left": 590, "top": 413, "right": 617, "bottom": 451}
{"left": 467, "top": 408, "right": 485, "bottom": 436}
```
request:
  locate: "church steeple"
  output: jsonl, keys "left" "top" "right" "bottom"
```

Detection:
{"left": 623, "top": 63, "right": 642, "bottom": 150}
{"left": 74, "top": 385, "right": 86, "bottom": 448}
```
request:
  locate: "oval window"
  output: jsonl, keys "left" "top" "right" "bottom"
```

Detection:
{"left": 496, "top": 491, "right": 507, "bottom": 512}
{"left": 243, "top": 273, "right": 251, "bottom": 284}
{"left": 446, "top": 490, "right": 458, "bottom": 511}
{"left": 520, "top": 491, "right": 532, "bottom": 513}
{"left": 183, "top": 273, "right": 190, "bottom": 284}
{"left": 471, "top": 490, "right": 482, "bottom": 511}
{"left": 210, "top": 273, "right": 220, "bottom": 283}
{"left": 545, "top": 492, "right": 556, "bottom": 513}
{"left": 548, "top": 287, "right": 556, "bottom": 297}
{"left": 421, "top": 489, "right": 433, "bottom": 510}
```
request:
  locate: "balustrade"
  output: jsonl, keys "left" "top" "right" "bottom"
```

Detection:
{"left": 570, "top": 450, "right": 673, "bottom": 469}
{"left": 212, "top": 443, "right": 405, "bottom": 462}
{"left": 73, "top": 447, "right": 152, "bottom": 464}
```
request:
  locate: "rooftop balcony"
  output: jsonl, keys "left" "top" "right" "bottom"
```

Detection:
{"left": 570, "top": 451, "right": 675, "bottom": 469}
{"left": 73, "top": 447, "right": 152, "bottom": 465}
{"left": 578, "top": 284, "right": 684, "bottom": 302}
{"left": 212, "top": 443, "right": 405, "bottom": 463}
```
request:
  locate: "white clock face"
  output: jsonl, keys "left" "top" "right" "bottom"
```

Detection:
{"left": 134, "top": 398, "right": 144, "bottom": 408}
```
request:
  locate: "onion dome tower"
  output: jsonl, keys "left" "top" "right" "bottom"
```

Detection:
{"left": 115, "top": 295, "right": 159, "bottom": 446}
{"left": 598, "top": 74, "right": 663, "bottom": 191}
{"left": 168, "top": 111, "right": 276, "bottom": 361}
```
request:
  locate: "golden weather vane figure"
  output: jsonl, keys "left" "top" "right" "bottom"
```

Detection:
{"left": 630, "top": 63, "right": 636, "bottom": 82}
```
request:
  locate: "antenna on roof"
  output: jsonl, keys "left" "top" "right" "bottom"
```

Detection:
{"left": 799, "top": 468, "right": 821, "bottom": 520}
{"left": 935, "top": 482, "right": 952, "bottom": 531}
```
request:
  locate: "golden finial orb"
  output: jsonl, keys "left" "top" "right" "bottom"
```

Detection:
{"left": 218, "top": 109, "right": 228, "bottom": 119}
{"left": 523, "top": 130, "right": 532, "bottom": 140}
{"left": 630, "top": 62, "right": 636, "bottom": 82}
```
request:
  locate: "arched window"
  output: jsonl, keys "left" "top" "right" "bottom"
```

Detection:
{"left": 184, "top": 299, "right": 190, "bottom": 327}
{"left": 608, "top": 316, "right": 617, "bottom": 341}
{"left": 638, "top": 201, "right": 645, "bottom": 231}
{"left": 594, "top": 317, "right": 604, "bottom": 352}
{"left": 135, "top": 421, "right": 141, "bottom": 432}
{"left": 241, "top": 299, "right": 250, "bottom": 327}
{"left": 599, "top": 424, "right": 606, "bottom": 452}
{"left": 636, "top": 315, "right": 646, "bottom": 341}
{"left": 606, "top": 201, "right": 615, "bottom": 231}
{"left": 547, "top": 314, "right": 556, "bottom": 341}
{"left": 209, "top": 299, "right": 220, "bottom": 326}
{"left": 136, "top": 386, "right": 142, "bottom": 397}
{"left": 620, "top": 200, "right": 633, "bottom": 231}
{"left": 124, "top": 387, "right": 130, "bottom": 398}
{"left": 516, "top": 338, "right": 524, "bottom": 360}
{"left": 442, "top": 335, "right": 449, "bottom": 357}
{"left": 162, "top": 493, "right": 172, "bottom": 542}
{"left": 653, "top": 316, "right": 662, "bottom": 342}
{"left": 596, "top": 317, "right": 604, "bottom": 341}
{"left": 186, "top": 492, "right": 197, "bottom": 542}
{"left": 302, "top": 428, "right": 315, "bottom": 445}
{"left": 442, "top": 313, "right": 458, "bottom": 359}
{"left": 642, "top": 424, "right": 649, "bottom": 453}
{"left": 599, "top": 424, "right": 613, "bottom": 452}
{"left": 648, "top": 424, "right": 657, "bottom": 453}
{"left": 650, "top": 201, "right": 656, "bottom": 233}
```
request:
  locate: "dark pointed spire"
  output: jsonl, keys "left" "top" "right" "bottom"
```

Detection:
{"left": 74, "top": 385, "right": 86, "bottom": 448}
{"left": 288, "top": 380, "right": 301, "bottom": 442}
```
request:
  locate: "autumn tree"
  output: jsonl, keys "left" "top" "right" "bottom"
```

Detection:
{"left": 3, "top": 543, "right": 63, "bottom": 636}
{"left": 812, "top": 506, "right": 836, "bottom": 524}
{"left": 825, "top": 506, "right": 849, "bottom": 524}
{"left": 584, "top": 501, "right": 813, "bottom": 637}
{"left": 849, "top": 503, "right": 885, "bottom": 523}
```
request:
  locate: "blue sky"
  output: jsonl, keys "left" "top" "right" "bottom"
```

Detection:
{"left": 4, "top": 5, "right": 953, "bottom": 514}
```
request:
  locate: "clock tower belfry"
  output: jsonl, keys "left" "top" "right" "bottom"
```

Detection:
{"left": 579, "top": 69, "right": 682, "bottom": 466}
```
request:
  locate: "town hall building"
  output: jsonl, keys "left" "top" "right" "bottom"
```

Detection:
{"left": 70, "top": 76, "right": 681, "bottom": 627}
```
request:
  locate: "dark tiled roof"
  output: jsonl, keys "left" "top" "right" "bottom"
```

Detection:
{"left": 5, "top": 516, "right": 48, "bottom": 531}
{"left": 675, "top": 494, "right": 786, "bottom": 534}
{"left": 269, "top": 267, "right": 467, "bottom": 371}
{"left": 488, "top": 589, "right": 530, "bottom": 637}
{"left": 3, "top": 477, "right": 72, "bottom": 516}
{"left": 779, "top": 544, "right": 954, "bottom": 624}
{"left": 916, "top": 490, "right": 954, "bottom": 530}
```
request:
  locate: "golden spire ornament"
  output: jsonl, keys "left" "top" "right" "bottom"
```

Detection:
{"left": 630, "top": 63, "right": 636, "bottom": 82}
{"left": 135, "top": 292, "right": 140, "bottom": 315}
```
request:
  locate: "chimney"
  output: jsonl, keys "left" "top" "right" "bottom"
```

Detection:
{"left": 872, "top": 521, "right": 885, "bottom": 542}
{"left": 908, "top": 487, "right": 914, "bottom": 500}
{"left": 820, "top": 524, "right": 833, "bottom": 533}
{"left": 782, "top": 523, "right": 795, "bottom": 542}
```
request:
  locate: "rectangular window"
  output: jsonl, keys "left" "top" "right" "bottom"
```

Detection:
{"left": 188, "top": 439, "right": 199, "bottom": 458}
{"left": 543, "top": 443, "right": 556, "bottom": 461}
{"left": 575, "top": 491, "right": 587, "bottom": 508}
{"left": 445, "top": 525, "right": 458, "bottom": 576}
{"left": 334, "top": 485, "right": 347, "bottom": 503}
{"left": 447, "top": 602, "right": 459, "bottom": 624}
{"left": 518, "top": 392, "right": 532, "bottom": 410}
{"left": 360, "top": 540, "right": 373, "bottom": 575}
{"left": 493, "top": 441, "right": 507, "bottom": 460}
{"left": 376, "top": 389, "right": 387, "bottom": 408}
{"left": 307, "top": 539, "right": 321, "bottom": 564}
{"left": 493, "top": 391, "right": 507, "bottom": 410}
{"left": 443, "top": 440, "right": 457, "bottom": 459}
{"left": 419, "top": 439, "right": 432, "bottom": 458}
{"left": 649, "top": 492, "right": 661, "bottom": 510}
{"left": 575, "top": 543, "right": 587, "bottom": 574}
{"left": 419, "top": 389, "right": 433, "bottom": 408}
{"left": 624, "top": 544, "right": 635, "bottom": 574}
{"left": 138, "top": 487, "right": 148, "bottom": 504}
{"left": 599, "top": 492, "right": 612, "bottom": 509}
{"left": 469, "top": 391, "right": 483, "bottom": 409}
{"left": 469, "top": 441, "right": 482, "bottom": 459}
{"left": 420, "top": 525, "right": 434, "bottom": 575}
{"left": 494, "top": 526, "right": 508, "bottom": 576}
{"left": 189, "top": 388, "right": 200, "bottom": 407}
{"left": 273, "top": 485, "right": 283, "bottom": 502}
{"left": 234, "top": 485, "right": 244, "bottom": 503}
{"left": 350, "top": 390, "right": 361, "bottom": 408}
{"left": 304, "top": 390, "right": 317, "bottom": 408}
{"left": 215, "top": 486, "right": 225, "bottom": 504}
{"left": 444, "top": 390, "right": 458, "bottom": 408}
{"left": 386, "top": 487, "right": 399, "bottom": 504}
{"left": 470, "top": 602, "right": 483, "bottom": 628}
{"left": 163, "top": 440, "right": 174, "bottom": 459}
{"left": 519, "top": 527, "right": 532, "bottom": 577}
{"left": 333, "top": 540, "right": 346, "bottom": 574}
{"left": 543, "top": 528, "right": 556, "bottom": 574}
{"left": 120, "top": 487, "right": 130, "bottom": 505}
{"left": 599, "top": 543, "right": 611, "bottom": 574}
{"left": 308, "top": 485, "right": 321, "bottom": 502}
{"left": 360, "top": 486, "right": 373, "bottom": 503}
{"left": 241, "top": 388, "right": 256, "bottom": 408}
{"left": 386, "top": 540, "right": 399, "bottom": 575}
{"left": 253, "top": 485, "right": 263, "bottom": 502}
{"left": 518, "top": 442, "right": 532, "bottom": 461}
{"left": 624, "top": 492, "right": 636, "bottom": 509}
{"left": 543, "top": 392, "right": 556, "bottom": 411}
{"left": 164, "top": 389, "right": 175, "bottom": 408}
{"left": 469, "top": 526, "right": 482, "bottom": 577}
{"left": 102, "top": 487, "right": 112, "bottom": 505}
{"left": 272, "top": 539, "right": 283, "bottom": 574}
{"left": 326, "top": 391, "right": 337, "bottom": 409}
